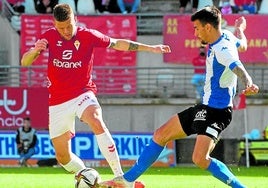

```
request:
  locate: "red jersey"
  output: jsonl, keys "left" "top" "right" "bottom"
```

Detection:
{"left": 192, "top": 55, "right": 206, "bottom": 74}
{"left": 40, "top": 27, "right": 110, "bottom": 105}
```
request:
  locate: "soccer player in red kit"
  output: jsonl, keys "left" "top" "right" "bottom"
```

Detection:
{"left": 21, "top": 3, "right": 171, "bottom": 187}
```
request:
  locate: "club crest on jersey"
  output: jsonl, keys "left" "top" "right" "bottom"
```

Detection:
{"left": 74, "top": 40, "right": 80, "bottom": 50}
{"left": 56, "top": 41, "right": 62, "bottom": 46}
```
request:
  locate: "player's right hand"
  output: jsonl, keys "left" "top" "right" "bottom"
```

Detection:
{"left": 152, "top": 44, "right": 171, "bottom": 54}
{"left": 33, "top": 39, "right": 48, "bottom": 53}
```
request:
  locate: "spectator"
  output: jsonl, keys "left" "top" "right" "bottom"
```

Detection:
{"left": 106, "top": 0, "right": 121, "bottom": 13}
{"left": 93, "top": 0, "right": 108, "bottom": 13}
{"left": 8, "top": 0, "right": 25, "bottom": 13}
{"left": 92, "top": 0, "right": 117, "bottom": 13}
{"left": 191, "top": 45, "right": 206, "bottom": 102}
{"left": 92, "top": 0, "right": 121, "bottom": 14}
{"left": 220, "top": 0, "right": 233, "bottom": 14}
{"left": 117, "top": 0, "right": 140, "bottom": 14}
{"left": 35, "top": 0, "right": 58, "bottom": 14}
{"left": 234, "top": 0, "right": 257, "bottom": 14}
{"left": 16, "top": 117, "right": 38, "bottom": 167}
{"left": 179, "top": 0, "right": 198, "bottom": 13}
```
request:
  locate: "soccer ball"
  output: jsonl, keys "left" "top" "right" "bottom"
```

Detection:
{"left": 75, "top": 168, "right": 101, "bottom": 188}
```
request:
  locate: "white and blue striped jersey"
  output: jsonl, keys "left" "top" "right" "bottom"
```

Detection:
{"left": 203, "top": 30, "right": 243, "bottom": 109}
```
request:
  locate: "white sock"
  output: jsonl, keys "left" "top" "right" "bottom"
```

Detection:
{"left": 61, "top": 153, "right": 86, "bottom": 173}
{"left": 96, "top": 131, "right": 123, "bottom": 176}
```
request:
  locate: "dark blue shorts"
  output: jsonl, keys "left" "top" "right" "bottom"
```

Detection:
{"left": 177, "top": 104, "right": 232, "bottom": 141}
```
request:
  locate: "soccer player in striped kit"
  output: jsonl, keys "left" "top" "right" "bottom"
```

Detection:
{"left": 100, "top": 6, "right": 259, "bottom": 188}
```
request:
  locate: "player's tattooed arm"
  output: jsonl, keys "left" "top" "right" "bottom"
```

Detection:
{"left": 232, "top": 66, "right": 252, "bottom": 87}
{"left": 109, "top": 39, "right": 139, "bottom": 51}
{"left": 233, "top": 65, "right": 259, "bottom": 95}
{"left": 109, "top": 38, "right": 171, "bottom": 53}
{"left": 110, "top": 41, "right": 116, "bottom": 48}
{"left": 128, "top": 43, "right": 139, "bottom": 51}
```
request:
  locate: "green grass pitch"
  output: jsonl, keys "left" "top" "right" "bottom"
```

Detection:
{"left": 0, "top": 166, "right": 268, "bottom": 188}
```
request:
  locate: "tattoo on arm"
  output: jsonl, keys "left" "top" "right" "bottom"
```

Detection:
{"left": 232, "top": 66, "right": 252, "bottom": 87}
{"left": 110, "top": 41, "right": 116, "bottom": 48}
{"left": 128, "top": 43, "right": 139, "bottom": 51}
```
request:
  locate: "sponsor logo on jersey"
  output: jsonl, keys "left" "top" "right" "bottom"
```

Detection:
{"left": 221, "top": 47, "right": 228, "bottom": 51}
{"left": 211, "top": 122, "right": 221, "bottom": 130}
{"left": 194, "top": 109, "right": 207, "bottom": 121}
{"left": 53, "top": 59, "right": 82, "bottom": 68}
{"left": 52, "top": 50, "right": 82, "bottom": 68}
{"left": 78, "top": 95, "right": 90, "bottom": 106}
{"left": 62, "top": 50, "right": 73, "bottom": 60}
{"left": 56, "top": 41, "right": 62, "bottom": 46}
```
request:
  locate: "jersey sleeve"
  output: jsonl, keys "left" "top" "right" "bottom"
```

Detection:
{"left": 39, "top": 29, "right": 53, "bottom": 49}
{"left": 215, "top": 31, "right": 241, "bottom": 69}
{"left": 88, "top": 29, "right": 111, "bottom": 48}
{"left": 224, "top": 29, "right": 241, "bottom": 48}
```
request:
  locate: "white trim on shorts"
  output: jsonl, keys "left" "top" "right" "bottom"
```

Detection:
{"left": 49, "top": 91, "right": 100, "bottom": 139}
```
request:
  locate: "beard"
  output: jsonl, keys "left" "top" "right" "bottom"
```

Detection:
{"left": 201, "top": 40, "right": 208, "bottom": 45}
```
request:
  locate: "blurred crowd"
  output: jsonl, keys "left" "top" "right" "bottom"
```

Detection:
{"left": 7, "top": 0, "right": 141, "bottom": 15}
{"left": 4, "top": 0, "right": 268, "bottom": 33}
{"left": 5, "top": 0, "right": 268, "bottom": 15}
{"left": 179, "top": 0, "right": 265, "bottom": 15}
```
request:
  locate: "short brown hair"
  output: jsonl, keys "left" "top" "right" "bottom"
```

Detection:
{"left": 53, "top": 3, "right": 73, "bottom": 22}
{"left": 23, "top": 117, "right": 31, "bottom": 121}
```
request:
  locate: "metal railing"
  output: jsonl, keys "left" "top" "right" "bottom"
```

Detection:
{"left": 0, "top": 65, "right": 267, "bottom": 99}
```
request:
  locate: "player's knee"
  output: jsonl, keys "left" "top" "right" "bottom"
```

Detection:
{"left": 86, "top": 120, "right": 106, "bottom": 134}
{"left": 192, "top": 154, "right": 209, "bottom": 169}
{"left": 153, "top": 129, "right": 169, "bottom": 146}
{"left": 55, "top": 152, "right": 70, "bottom": 165}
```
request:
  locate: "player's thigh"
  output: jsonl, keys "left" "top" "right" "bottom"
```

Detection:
{"left": 154, "top": 114, "right": 187, "bottom": 146}
{"left": 76, "top": 92, "right": 103, "bottom": 124}
{"left": 49, "top": 100, "right": 78, "bottom": 139}
{"left": 73, "top": 92, "right": 105, "bottom": 133}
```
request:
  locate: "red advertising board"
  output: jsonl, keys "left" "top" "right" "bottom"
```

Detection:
{"left": 163, "top": 14, "right": 268, "bottom": 64}
{"left": 0, "top": 87, "right": 48, "bottom": 130}
{"left": 20, "top": 15, "right": 137, "bottom": 94}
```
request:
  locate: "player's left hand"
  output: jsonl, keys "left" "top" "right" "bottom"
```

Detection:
{"left": 235, "top": 16, "right": 246, "bottom": 31}
{"left": 242, "top": 84, "right": 259, "bottom": 96}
